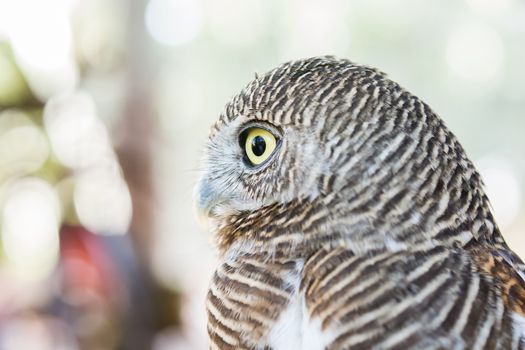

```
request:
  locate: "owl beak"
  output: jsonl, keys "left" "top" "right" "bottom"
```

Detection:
{"left": 194, "top": 178, "right": 219, "bottom": 224}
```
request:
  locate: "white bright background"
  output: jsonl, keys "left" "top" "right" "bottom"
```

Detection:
{"left": 0, "top": 0, "right": 524, "bottom": 349}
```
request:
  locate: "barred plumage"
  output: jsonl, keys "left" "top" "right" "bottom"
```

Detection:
{"left": 196, "top": 56, "right": 525, "bottom": 349}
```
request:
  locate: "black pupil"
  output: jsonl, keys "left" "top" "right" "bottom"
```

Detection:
{"left": 251, "top": 136, "right": 266, "bottom": 157}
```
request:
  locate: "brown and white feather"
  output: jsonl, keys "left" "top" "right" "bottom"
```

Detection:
{"left": 197, "top": 57, "right": 525, "bottom": 349}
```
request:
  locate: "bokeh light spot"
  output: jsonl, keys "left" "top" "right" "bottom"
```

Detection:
{"left": 1, "top": 178, "right": 61, "bottom": 281}
{"left": 145, "top": 0, "right": 202, "bottom": 46}
{"left": 1, "top": 0, "right": 78, "bottom": 100}
{"left": 465, "top": 0, "right": 513, "bottom": 16}
{"left": 74, "top": 167, "right": 132, "bottom": 235}
{"left": 446, "top": 22, "right": 504, "bottom": 83}
{"left": 44, "top": 92, "right": 114, "bottom": 170}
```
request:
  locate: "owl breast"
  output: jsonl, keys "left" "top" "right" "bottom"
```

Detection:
{"left": 207, "top": 245, "right": 524, "bottom": 350}
{"left": 206, "top": 252, "right": 309, "bottom": 350}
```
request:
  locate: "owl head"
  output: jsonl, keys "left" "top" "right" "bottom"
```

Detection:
{"left": 196, "top": 57, "right": 498, "bottom": 255}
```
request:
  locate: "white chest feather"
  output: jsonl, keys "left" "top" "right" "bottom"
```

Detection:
{"left": 266, "top": 294, "right": 304, "bottom": 349}
{"left": 262, "top": 263, "right": 336, "bottom": 350}
{"left": 512, "top": 312, "right": 525, "bottom": 347}
{"left": 265, "top": 294, "right": 336, "bottom": 350}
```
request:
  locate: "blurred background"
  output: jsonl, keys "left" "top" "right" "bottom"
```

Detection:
{"left": 0, "top": 0, "right": 524, "bottom": 349}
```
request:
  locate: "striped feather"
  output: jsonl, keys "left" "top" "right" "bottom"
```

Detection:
{"left": 198, "top": 57, "right": 525, "bottom": 349}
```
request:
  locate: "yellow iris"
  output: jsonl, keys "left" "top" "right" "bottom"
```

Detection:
{"left": 244, "top": 128, "right": 277, "bottom": 166}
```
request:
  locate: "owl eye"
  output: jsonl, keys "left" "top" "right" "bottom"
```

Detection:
{"left": 243, "top": 127, "right": 277, "bottom": 166}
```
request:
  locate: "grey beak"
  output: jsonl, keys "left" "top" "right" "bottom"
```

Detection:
{"left": 195, "top": 177, "right": 217, "bottom": 219}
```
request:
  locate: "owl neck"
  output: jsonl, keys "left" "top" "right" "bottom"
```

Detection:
{"left": 213, "top": 166, "right": 503, "bottom": 258}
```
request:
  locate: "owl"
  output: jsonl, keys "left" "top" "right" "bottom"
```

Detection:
{"left": 195, "top": 57, "right": 525, "bottom": 350}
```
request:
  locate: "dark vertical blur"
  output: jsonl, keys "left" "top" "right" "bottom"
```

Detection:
{"left": 117, "top": 0, "right": 157, "bottom": 261}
